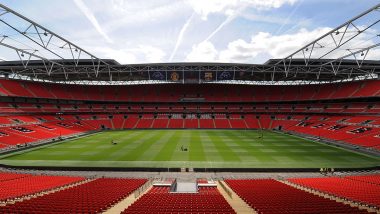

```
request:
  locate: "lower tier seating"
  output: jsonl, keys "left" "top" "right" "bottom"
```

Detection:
{"left": 0, "top": 178, "right": 147, "bottom": 214}
{"left": 229, "top": 119, "right": 247, "bottom": 128}
{"left": 135, "top": 119, "right": 154, "bottom": 128}
{"left": 272, "top": 116, "right": 380, "bottom": 151}
{"left": 0, "top": 172, "right": 32, "bottom": 182}
{"left": 288, "top": 176, "right": 380, "bottom": 208}
{"left": 168, "top": 119, "right": 183, "bottom": 128}
{"left": 152, "top": 119, "right": 169, "bottom": 128}
{"left": 344, "top": 174, "right": 380, "bottom": 185}
{"left": 225, "top": 179, "right": 366, "bottom": 213}
{"left": 184, "top": 118, "right": 199, "bottom": 128}
{"left": 0, "top": 174, "right": 85, "bottom": 201}
{"left": 1, "top": 113, "right": 379, "bottom": 152}
{"left": 123, "top": 186, "right": 235, "bottom": 214}
{"left": 214, "top": 119, "right": 231, "bottom": 128}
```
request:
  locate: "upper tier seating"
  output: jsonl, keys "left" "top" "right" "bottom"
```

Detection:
{"left": 123, "top": 186, "right": 235, "bottom": 214}
{"left": 226, "top": 179, "right": 367, "bottom": 213}
{"left": 288, "top": 176, "right": 380, "bottom": 207}
{"left": 1, "top": 102, "right": 379, "bottom": 114}
{"left": 0, "top": 178, "right": 147, "bottom": 214}
{"left": 352, "top": 80, "right": 380, "bottom": 97}
{"left": 1, "top": 79, "right": 379, "bottom": 102}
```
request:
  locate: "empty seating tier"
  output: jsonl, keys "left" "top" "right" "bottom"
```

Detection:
{"left": 0, "top": 174, "right": 85, "bottom": 201}
{"left": 0, "top": 79, "right": 379, "bottom": 102}
{"left": 225, "top": 179, "right": 366, "bottom": 213}
{"left": 289, "top": 177, "right": 380, "bottom": 208}
{"left": 0, "top": 178, "right": 147, "bottom": 214}
{"left": 0, "top": 172, "right": 32, "bottom": 182}
{"left": 123, "top": 186, "right": 235, "bottom": 214}
{"left": 344, "top": 174, "right": 380, "bottom": 185}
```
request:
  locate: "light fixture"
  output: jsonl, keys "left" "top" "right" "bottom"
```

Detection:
{"left": 43, "top": 31, "right": 48, "bottom": 36}
{"left": 361, "top": 52, "right": 364, "bottom": 56}
{"left": 21, "top": 53, "right": 24, "bottom": 57}
{"left": 335, "top": 31, "right": 339, "bottom": 35}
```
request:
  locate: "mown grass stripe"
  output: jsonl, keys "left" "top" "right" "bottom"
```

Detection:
{"left": 0, "top": 130, "right": 378, "bottom": 168}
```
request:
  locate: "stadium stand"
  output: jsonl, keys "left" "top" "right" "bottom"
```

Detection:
{"left": 0, "top": 77, "right": 378, "bottom": 154}
{"left": 122, "top": 186, "right": 235, "bottom": 214}
{"left": 0, "top": 178, "right": 147, "bottom": 213}
{"left": 288, "top": 176, "right": 380, "bottom": 208}
{"left": 225, "top": 179, "right": 368, "bottom": 213}
{"left": 0, "top": 172, "right": 32, "bottom": 182}
{"left": 344, "top": 174, "right": 380, "bottom": 185}
{"left": 0, "top": 174, "right": 85, "bottom": 201}
{"left": 168, "top": 118, "right": 184, "bottom": 128}
{"left": 0, "top": 79, "right": 379, "bottom": 101}
{"left": 1, "top": 110, "right": 379, "bottom": 151}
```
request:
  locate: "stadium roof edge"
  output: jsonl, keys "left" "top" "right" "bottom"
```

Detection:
{"left": 0, "top": 58, "right": 379, "bottom": 84}
{"left": 0, "top": 3, "right": 379, "bottom": 84}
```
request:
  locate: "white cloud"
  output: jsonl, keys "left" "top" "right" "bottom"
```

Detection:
{"left": 186, "top": 28, "right": 333, "bottom": 63}
{"left": 138, "top": 45, "right": 166, "bottom": 62}
{"left": 186, "top": 0, "right": 298, "bottom": 20}
{"left": 194, "top": 0, "right": 299, "bottom": 52}
{"left": 96, "top": 47, "right": 137, "bottom": 64}
{"left": 92, "top": 45, "right": 166, "bottom": 64}
{"left": 365, "top": 48, "right": 380, "bottom": 60}
{"left": 186, "top": 41, "right": 218, "bottom": 62}
{"left": 72, "top": 0, "right": 113, "bottom": 43}
{"left": 0, "top": 55, "right": 8, "bottom": 61}
{"left": 219, "top": 28, "right": 332, "bottom": 62}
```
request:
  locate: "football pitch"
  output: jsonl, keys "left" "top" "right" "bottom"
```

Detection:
{"left": 0, "top": 130, "right": 379, "bottom": 169}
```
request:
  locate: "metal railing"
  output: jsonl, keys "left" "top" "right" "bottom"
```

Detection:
{"left": 134, "top": 179, "right": 153, "bottom": 198}
{"left": 218, "top": 180, "right": 233, "bottom": 198}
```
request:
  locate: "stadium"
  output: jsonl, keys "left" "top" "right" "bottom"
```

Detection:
{"left": 0, "top": 1, "right": 379, "bottom": 213}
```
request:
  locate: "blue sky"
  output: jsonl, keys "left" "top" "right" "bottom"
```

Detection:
{"left": 1, "top": 0, "right": 379, "bottom": 64}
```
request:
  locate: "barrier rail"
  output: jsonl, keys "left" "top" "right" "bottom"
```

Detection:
{"left": 134, "top": 179, "right": 153, "bottom": 198}
{"left": 218, "top": 180, "right": 233, "bottom": 198}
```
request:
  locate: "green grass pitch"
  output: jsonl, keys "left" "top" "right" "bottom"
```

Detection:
{"left": 0, "top": 130, "right": 379, "bottom": 169}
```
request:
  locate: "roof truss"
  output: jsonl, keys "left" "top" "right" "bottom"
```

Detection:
{"left": 277, "top": 3, "right": 380, "bottom": 76}
{"left": 0, "top": 4, "right": 110, "bottom": 78}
